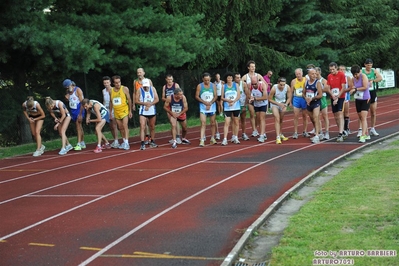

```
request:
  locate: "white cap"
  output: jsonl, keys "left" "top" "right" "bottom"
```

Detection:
{"left": 142, "top": 78, "right": 150, "bottom": 87}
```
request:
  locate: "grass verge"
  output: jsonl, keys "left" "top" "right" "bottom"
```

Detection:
{"left": 269, "top": 140, "right": 399, "bottom": 265}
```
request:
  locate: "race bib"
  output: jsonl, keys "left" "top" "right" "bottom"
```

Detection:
{"left": 225, "top": 90, "right": 237, "bottom": 101}
{"left": 306, "top": 92, "right": 315, "bottom": 98}
{"left": 69, "top": 102, "right": 77, "bottom": 109}
{"left": 201, "top": 91, "right": 213, "bottom": 102}
{"left": 354, "top": 91, "right": 364, "bottom": 100}
{"left": 295, "top": 88, "right": 303, "bottom": 96}
{"left": 172, "top": 106, "right": 182, "bottom": 113}
{"left": 112, "top": 97, "right": 122, "bottom": 106}
{"left": 331, "top": 88, "right": 339, "bottom": 96}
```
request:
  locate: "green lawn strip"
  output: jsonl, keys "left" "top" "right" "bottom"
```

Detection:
{"left": 270, "top": 140, "right": 399, "bottom": 266}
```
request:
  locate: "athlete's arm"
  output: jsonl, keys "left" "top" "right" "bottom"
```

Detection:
{"left": 123, "top": 86, "right": 133, "bottom": 118}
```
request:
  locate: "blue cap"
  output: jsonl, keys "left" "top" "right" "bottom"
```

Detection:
{"left": 62, "top": 79, "right": 73, "bottom": 88}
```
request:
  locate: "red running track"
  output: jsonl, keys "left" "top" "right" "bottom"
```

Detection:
{"left": 0, "top": 94, "right": 398, "bottom": 266}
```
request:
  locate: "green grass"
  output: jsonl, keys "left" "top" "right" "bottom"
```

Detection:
{"left": 269, "top": 140, "right": 399, "bottom": 266}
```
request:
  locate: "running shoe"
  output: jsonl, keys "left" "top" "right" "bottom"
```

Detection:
{"left": 59, "top": 148, "right": 68, "bottom": 155}
{"left": 102, "top": 143, "right": 111, "bottom": 149}
{"left": 172, "top": 140, "right": 177, "bottom": 149}
{"left": 221, "top": 138, "right": 228, "bottom": 146}
{"left": 210, "top": 137, "right": 217, "bottom": 145}
{"left": 336, "top": 135, "right": 344, "bottom": 142}
{"left": 140, "top": 144, "right": 146, "bottom": 150}
{"left": 124, "top": 143, "right": 130, "bottom": 150}
{"left": 199, "top": 139, "right": 205, "bottom": 147}
{"left": 94, "top": 146, "right": 102, "bottom": 153}
{"left": 144, "top": 135, "right": 150, "bottom": 145}
{"left": 80, "top": 142, "right": 86, "bottom": 149}
{"left": 292, "top": 132, "right": 299, "bottom": 139}
{"left": 312, "top": 135, "right": 320, "bottom": 144}
{"left": 215, "top": 132, "right": 221, "bottom": 140}
{"left": 280, "top": 134, "right": 288, "bottom": 141}
{"left": 33, "top": 150, "right": 43, "bottom": 157}
{"left": 257, "top": 135, "right": 265, "bottom": 143}
{"left": 242, "top": 133, "right": 250, "bottom": 141}
{"left": 276, "top": 138, "right": 282, "bottom": 144}
{"left": 323, "top": 132, "right": 330, "bottom": 140}
{"left": 357, "top": 128, "right": 362, "bottom": 138}
{"left": 309, "top": 128, "right": 315, "bottom": 135}
{"left": 230, "top": 135, "right": 236, "bottom": 143}
{"left": 233, "top": 137, "right": 240, "bottom": 144}
{"left": 65, "top": 144, "right": 73, "bottom": 151}
{"left": 40, "top": 145, "right": 46, "bottom": 152}
{"left": 74, "top": 144, "right": 82, "bottom": 151}
{"left": 252, "top": 130, "right": 259, "bottom": 137}
{"left": 111, "top": 141, "right": 119, "bottom": 148}
{"left": 303, "top": 131, "right": 310, "bottom": 138}
{"left": 369, "top": 128, "right": 379, "bottom": 136}
{"left": 169, "top": 139, "right": 174, "bottom": 144}
{"left": 149, "top": 141, "right": 158, "bottom": 148}
{"left": 342, "top": 130, "right": 349, "bottom": 139}
{"left": 182, "top": 138, "right": 191, "bottom": 144}
{"left": 365, "top": 135, "right": 371, "bottom": 140}
{"left": 176, "top": 137, "right": 182, "bottom": 144}
{"left": 358, "top": 135, "right": 366, "bottom": 143}
{"left": 118, "top": 142, "right": 126, "bottom": 149}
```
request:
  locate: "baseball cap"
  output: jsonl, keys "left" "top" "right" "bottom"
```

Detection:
{"left": 62, "top": 79, "right": 73, "bottom": 88}
{"left": 364, "top": 58, "right": 373, "bottom": 64}
{"left": 142, "top": 78, "right": 150, "bottom": 87}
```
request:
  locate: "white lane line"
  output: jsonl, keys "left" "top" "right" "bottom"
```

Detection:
{"left": 78, "top": 141, "right": 317, "bottom": 265}
{"left": 0, "top": 142, "right": 264, "bottom": 241}
{"left": 27, "top": 195, "right": 103, "bottom": 198}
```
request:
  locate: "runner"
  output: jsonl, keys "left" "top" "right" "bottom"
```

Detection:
{"left": 63, "top": 79, "right": 86, "bottom": 150}
{"left": 221, "top": 72, "right": 241, "bottom": 145}
{"left": 45, "top": 97, "right": 73, "bottom": 155}
{"left": 242, "top": 60, "right": 267, "bottom": 137}
{"left": 303, "top": 69, "right": 323, "bottom": 144}
{"left": 234, "top": 72, "right": 250, "bottom": 141}
{"left": 290, "top": 68, "right": 309, "bottom": 139}
{"left": 82, "top": 98, "right": 111, "bottom": 153}
{"left": 22, "top": 96, "right": 46, "bottom": 156}
{"left": 339, "top": 65, "right": 351, "bottom": 137}
{"left": 315, "top": 67, "right": 331, "bottom": 140}
{"left": 248, "top": 76, "right": 268, "bottom": 142}
{"left": 327, "top": 62, "right": 348, "bottom": 142}
{"left": 195, "top": 72, "right": 218, "bottom": 147}
{"left": 361, "top": 58, "right": 382, "bottom": 137}
{"left": 102, "top": 76, "right": 119, "bottom": 148}
{"left": 135, "top": 78, "right": 159, "bottom": 150}
{"left": 162, "top": 74, "right": 183, "bottom": 144}
{"left": 133, "top": 68, "right": 153, "bottom": 144}
{"left": 109, "top": 75, "right": 132, "bottom": 150}
{"left": 268, "top": 77, "right": 292, "bottom": 144}
{"left": 163, "top": 88, "right": 190, "bottom": 149}
{"left": 349, "top": 65, "right": 370, "bottom": 143}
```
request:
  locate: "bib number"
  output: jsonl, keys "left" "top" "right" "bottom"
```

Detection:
{"left": 172, "top": 106, "right": 182, "bottom": 113}
{"left": 112, "top": 97, "right": 122, "bottom": 106}
{"left": 201, "top": 92, "right": 213, "bottom": 102}
{"left": 295, "top": 88, "right": 303, "bottom": 96}
{"left": 331, "top": 88, "right": 339, "bottom": 96}
{"left": 354, "top": 91, "right": 364, "bottom": 100}
{"left": 306, "top": 92, "right": 315, "bottom": 98}
{"left": 69, "top": 102, "right": 77, "bottom": 109}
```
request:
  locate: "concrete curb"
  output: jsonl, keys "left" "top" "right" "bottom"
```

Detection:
{"left": 221, "top": 131, "right": 399, "bottom": 266}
